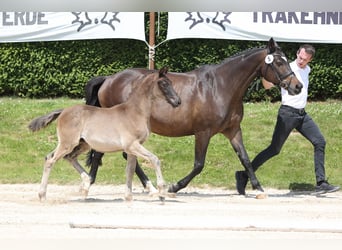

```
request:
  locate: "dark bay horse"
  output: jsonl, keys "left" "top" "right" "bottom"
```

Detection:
{"left": 28, "top": 67, "right": 181, "bottom": 201}
{"left": 85, "top": 38, "right": 302, "bottom": 195}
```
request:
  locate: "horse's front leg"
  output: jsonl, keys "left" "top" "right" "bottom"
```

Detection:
{"left": 127, "top": 142, "right": 167, "bottom": 199}
{"left": 169, "top": 131, "right": 211, "bottom": 193}
{"left": 122, "top": 152, "right": 157, "bottom": 194}
{"left": 87, "top": 149, "right": 154, "bottom": 192}
{"left": 225, "top": 129, "right": 264, "bottom": 194}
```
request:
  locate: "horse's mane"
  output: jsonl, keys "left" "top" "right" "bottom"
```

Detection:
{"left": 192, "top": 45, "right": 268, "bottom": 72}
{"left": 222, "top": 45, "right": 267, "bottom": 63}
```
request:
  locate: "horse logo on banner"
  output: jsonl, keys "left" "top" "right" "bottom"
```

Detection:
{"left": 72, "top": 12, "right": 120, "bottom": 32}
{"left": 185, "top": 12, "right": 232, "bottom": 31}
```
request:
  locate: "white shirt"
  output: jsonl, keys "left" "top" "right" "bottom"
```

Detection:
{"left": 281, "top": 61, "right": 310, "bottom": 109}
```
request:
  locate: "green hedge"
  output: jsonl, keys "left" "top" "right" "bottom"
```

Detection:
{"left": 0, "top": 39, "right": 147, "bottom": 97}
{"left": 0, "top": 12, "right": 341, "bottom": 100}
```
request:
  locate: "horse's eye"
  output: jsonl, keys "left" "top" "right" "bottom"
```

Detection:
{"left": 158, "top": 80, "right": 167, "bottom": 87}
{"left": 276, "top": 59, "right": 284, "bottom": 66}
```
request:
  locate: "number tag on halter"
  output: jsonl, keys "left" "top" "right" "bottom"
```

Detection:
{"left": 265, "top": 54, "right": 274, "bottom": 64}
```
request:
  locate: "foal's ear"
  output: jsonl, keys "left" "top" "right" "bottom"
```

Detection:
{"left": 159, "top": 66, "right": 169, "bottom": 77}
{"left": 267, "top": 37, "right": 278, "bottom": 53}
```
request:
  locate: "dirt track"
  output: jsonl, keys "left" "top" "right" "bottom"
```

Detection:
{"left": 1, "top": 184, "right": 342, "bottom": 249}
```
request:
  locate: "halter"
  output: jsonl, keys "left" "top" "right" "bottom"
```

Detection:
{"left": 263, "top": 53, "right": 295, "bottom": 90}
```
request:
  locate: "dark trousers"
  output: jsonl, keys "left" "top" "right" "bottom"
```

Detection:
{"left": 251, "top": 105, "right": 326, "bottom": 184}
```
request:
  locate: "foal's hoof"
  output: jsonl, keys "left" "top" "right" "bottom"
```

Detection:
{"left": 80, "top": 173, "right": 91, "bottom": 198}
{"left": 80, "top": 188, "right": 89, "bottom": 198}
{"left": 151, "top": 190, "right": 176, "bottom": 202}
{"left": 145, "top": 181, "right": 158, "bottom": 194}
{"left": 159, "top": 192, "right": 177, "bottom": 199}
{"left": 148, "top": 189, "right": 160, "bottom": 197}
{"left": 38, "top": 192, "right": 46, "bottom": 202}
{"left": 125, "top": 194, "right": 133, "bottom": 202}
{"left": 165, "top": 192, "right": 176, "bottom": 198}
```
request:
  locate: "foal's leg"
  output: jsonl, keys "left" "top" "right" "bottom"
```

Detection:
{"left": 64, "top": 141, "right": 92, "bottom": 197}
{"left": 124, "top": 154, "right": 137, "bottom": 201}
{"left": 64, "top": 158, "right": 91, "bottom": 198}
{"left": 87, "top": 150, "right": 154, "bottom": 191}
{"left": 39, "top": 145, "right": 69, "bottom": 201}
{"left": 127, "top": 142, "right": 167, "bottom": 197}
{"left": 39, "top": 151, "right": 56, "bottom": 201}
{"left": 123, "top": 152, "right": 157, "bottom": 194}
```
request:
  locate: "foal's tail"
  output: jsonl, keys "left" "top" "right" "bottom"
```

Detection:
{"left": 84, "top": 76, "right": 106, "bottom": 107}
{"left": 28, "top": 109, "right": 64, "bottom": 132}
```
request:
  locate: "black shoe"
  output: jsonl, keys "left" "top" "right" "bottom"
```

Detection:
{"left": 314, "top": 181, "right": 340, "bottom": 194}
{"left": 235, "top": 171, "right": 248, "bottom": 195}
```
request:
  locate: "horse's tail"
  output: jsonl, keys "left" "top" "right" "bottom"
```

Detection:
{"left": 84, "top": 76, "right": 106, "bottom": 107}
{"left": 84, "top": 76, "right": 106, "bottom": 170}
{"left": 28, "top": 109, "right": 64, "bottom": 132}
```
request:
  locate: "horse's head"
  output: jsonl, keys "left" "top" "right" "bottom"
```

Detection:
{"left": 261, "top": 38, "right": 303, "bottom": 95}
{"left": 156, "top": 67, "right": 181, "bottom": 108}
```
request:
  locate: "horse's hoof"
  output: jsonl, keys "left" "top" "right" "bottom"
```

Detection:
{"left": 255, "top": 192, "right": 267, "bottom": 199}
{"left": 158, "top": 191, "right": 176, "bottom": 200}
{"left": 125, "top": 196, "right": 133, "bottom": 202}
{"left": 38, "top": 192, "right": 46, "bottom": 202}
{"left": 167, "top": 183, "right": 179, "bottom": 193}
{"left": 166, "top": 192, "right": 176, "bottom": 198}
{"left": 125, "top": 195, "right": 133, "bottom": 202}
{"left": 80, "top": 172, "right": 91, "bottom": 197}
{"left": 145, "top": 181, "right": 158, "bottom": 194}
{"left": 80, "top": 189, "right": 89, "bottom": 198}
{"left": 148, "top": 189, "right": 159, "bottom": 197}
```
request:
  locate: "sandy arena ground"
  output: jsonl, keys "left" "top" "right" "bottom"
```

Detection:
{"left": 1, "top": 184, "right": 342, "bottom": 249}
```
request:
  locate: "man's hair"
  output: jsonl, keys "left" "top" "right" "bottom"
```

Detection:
{"left": 298, "top": 44, "right": 315, "bottom": 58}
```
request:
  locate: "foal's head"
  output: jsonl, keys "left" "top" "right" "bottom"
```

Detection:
{"left": 154, "top": 67, "right": 181, "bottom": 108}
{"left": 261, "top": 38, "right": 303, "bottom": 95}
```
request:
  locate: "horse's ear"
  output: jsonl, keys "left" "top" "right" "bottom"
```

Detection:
{"left": 159, "top": 66, "right": 168, "bottom": 77}
{"left": 267, "top": 37, "right": 278, "bottom": 53}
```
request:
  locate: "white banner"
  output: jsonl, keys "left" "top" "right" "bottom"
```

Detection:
{"left": 167, "top": 12, "right": 342, "bottom": 43}
{"left": 0, "top": 12, "right": 145, "bottom": 42}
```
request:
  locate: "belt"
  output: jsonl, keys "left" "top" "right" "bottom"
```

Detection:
{"left": 281, "top": 105, "right": 306, "bottom": 115}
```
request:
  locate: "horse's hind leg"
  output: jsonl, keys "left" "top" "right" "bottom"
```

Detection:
{"left": 124, "top": 154, "right": 137, "bottom": 201}
{"left": 39, "top": 151, "right": 55, "bottom": 201}
{"left": 39, "top": 146, "right": 68, "bottom": 201}
{"left": 87, "top": 150, "right": 104, "bottom": 185}
{"left": 225, "top": 129, "right": 264, "bottom": 194}
{"left": 64, "top": 141, "right": 91, "bottom": 198}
